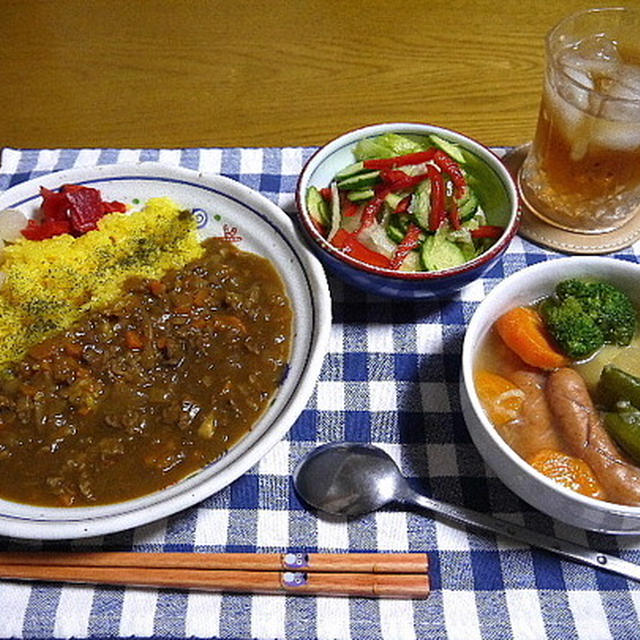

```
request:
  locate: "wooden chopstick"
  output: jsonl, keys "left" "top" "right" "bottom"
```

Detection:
{"left": 0, "top": 551, "right": 427, "bottom": 573}
{"left": 0, "top": 552, "right": 430, "bottom": 598}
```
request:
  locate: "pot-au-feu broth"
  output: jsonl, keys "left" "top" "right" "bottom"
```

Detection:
{"left": 0, "top": 238, "right": 292, "bottom": 506}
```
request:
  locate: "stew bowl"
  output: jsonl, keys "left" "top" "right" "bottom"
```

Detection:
{"left": 0, "top": 162, "right": 331, "bottom": 540}
{"left": 461, "top": 256, "right": 640, "bottom": 533}
{"left": 295, "top": 122, "right": 520, "bottom": 299}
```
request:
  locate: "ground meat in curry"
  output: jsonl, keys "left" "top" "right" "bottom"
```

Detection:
{"left": 0, "top": 238, "right": 292, "bottom": 506}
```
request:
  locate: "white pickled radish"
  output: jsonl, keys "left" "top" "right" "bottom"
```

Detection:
{"left": 0, "top": 209, "right": 27, "bottom": 242}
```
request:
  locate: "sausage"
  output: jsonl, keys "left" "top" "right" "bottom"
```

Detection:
{"left": 497, "top": 370, "right": 565, "bottom": 460}
{"left": 546, "top": 367, "right": 640, "bottom": 506}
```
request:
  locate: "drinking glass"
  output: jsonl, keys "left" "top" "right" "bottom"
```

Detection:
{"left": 519, "top": 7, "right": 640, "bottom": 234}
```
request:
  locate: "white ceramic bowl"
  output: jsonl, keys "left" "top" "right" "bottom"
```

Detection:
{"left": 296, "top": 122, "right": 520, "bottom": 299}
{"left": 0, "top": 163, "right": 331, "bottom": 540}
{"left": 461, "top": 256, "right": 640, "bottom": 534}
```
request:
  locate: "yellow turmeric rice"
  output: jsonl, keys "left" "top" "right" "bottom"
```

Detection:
{"left": 0, "top": 197, "right": 203, "bottom": 370}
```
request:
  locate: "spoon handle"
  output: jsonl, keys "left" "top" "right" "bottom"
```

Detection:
{"left": 405, "top": 490, "right": 640, "bottom": 582}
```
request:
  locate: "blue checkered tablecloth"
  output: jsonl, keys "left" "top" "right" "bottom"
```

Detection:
{"left": 1, "top": 147, "right": 640, "bottom": 640}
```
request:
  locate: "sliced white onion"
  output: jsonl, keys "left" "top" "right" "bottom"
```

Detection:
{"left": 326, "top": 182, "right": 341, "bottom": 243}
{"left": 357, "top": 222, "right": 397, "bottom": 258}
{"left": 0, "top": 209, "right": 27, "bottom": 243}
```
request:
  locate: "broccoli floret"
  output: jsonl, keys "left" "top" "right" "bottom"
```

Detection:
{"left": 555, "top": 279, "right": 636, "bottom": 346}
{"left": 540, "top": 297, "right": 604, "bottom": 359}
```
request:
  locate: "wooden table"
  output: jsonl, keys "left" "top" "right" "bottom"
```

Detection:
{"left": 0, "top": 0, "right": 606, "bottom": 149}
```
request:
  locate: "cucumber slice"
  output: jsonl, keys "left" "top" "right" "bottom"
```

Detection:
{"left": 306, "top": 186, "right": 330, "bottom": 226}
{"left": 384, "top": 192, "right": 405, "bottom": 210}
{"left": 337, "top": 170, "right": 380, "bottom": 191}
{"left": 335, "top": 161, "right": 365, "bottom": 180}
{"left": 398, "top": 250, "right": 422, "bottom": 272}
{"left": 386, "top": 223, "right": 405, "bottom": 244}
{"left": 428, "top": 134, "right": 466, "bottom": 163}
{"left": 458, "top": 190, "right": 478, "bottom": 221}
{"left": 354, "top": 133, "right": 426, "bottom": 160}
{"left": 410, "top": 179, "right": 432, "bottom": 231}
{"left": 347, "top": 189, "right": 375, "bottom": 202}
{"left": 386, "top": 213, "right": 410, "bottom": 244}
{"left": 421, "top": 233, "right": 466, "bottom": 271}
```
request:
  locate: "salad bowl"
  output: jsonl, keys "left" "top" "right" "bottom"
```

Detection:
{"left": 295, "top": 122, "right": 520, "bottom": 299}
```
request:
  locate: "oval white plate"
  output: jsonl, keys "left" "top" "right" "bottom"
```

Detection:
{"left": 0, "top": 162, "right": 331, "bottom": 540}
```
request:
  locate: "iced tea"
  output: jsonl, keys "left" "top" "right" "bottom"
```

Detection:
{"left": 519, "top": 8, "right": 640, "bottom": 234}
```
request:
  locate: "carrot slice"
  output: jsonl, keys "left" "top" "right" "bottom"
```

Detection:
{"left": 475, "top": 370, "right": 524, "bottom": 425}
{"left": 528, "top": 449, "right": 603, "bottom": 499}
{"left": 124, "top": 330, "right": 145, "bottom": 350}
{"left": 495, "top": 306, "right": 569, "bottom": 370}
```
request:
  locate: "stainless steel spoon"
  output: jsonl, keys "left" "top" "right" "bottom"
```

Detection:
{"left": 293, "top": 442, "right": 640, "bottom": 583}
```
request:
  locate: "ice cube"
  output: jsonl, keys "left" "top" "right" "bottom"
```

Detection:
{"left": 574, "top": 34, "right": 621, "bottom": 64}
{"left": 611, "top": 63, "right": 640, "bottom": 99}
{"left": 592, "top": 119, "right": 640, "bottom": 150}
{"left": 559, "top": 55, "right": 595, "bottom": 90}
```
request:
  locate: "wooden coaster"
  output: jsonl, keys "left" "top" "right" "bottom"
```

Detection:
{"left": 502, "top": 144, "right": 640, "bottom": 254}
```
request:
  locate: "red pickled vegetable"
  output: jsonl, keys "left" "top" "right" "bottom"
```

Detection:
{"left": 21, "top": 184, "right": 126, "bottom": 240}
{"left": 101, "top": 200, "right": 127, "bottom": 214}
{"left": 21, "top": 218, "right": 72, "bottom": 241}
{"left": 39, "top": 187, "right": 70, "bottom": 222}
{"left": 64, "top": 185, "right": 105, "bottom": 234}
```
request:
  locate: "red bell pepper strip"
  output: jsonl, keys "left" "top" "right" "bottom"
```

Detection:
{"left": 320, "top": 187, "right": 332, "bottom": 202}
{"left": 343, "top": 200, "right": 361, "bottom": 217}
{"left": 357, "top": 196, "right": 385, "bottom": 232}
{"left": 355, "top": 184, "right": 391, "bottom": 233}
{"left": 380, "top": 169, "right": 414, "bottom": 184}
{"left": 427, "top": 165, "right": 446, "bottom": 231}
{"left": 331, "top": 229, "right": 392, "bottom": 268}
{"left": 363, "top": 149, "right": 437, "bottom": 170}
{"left": 471, "top": 225, "right": 505, "bottom": 239}
{"left": 394, "top": 195, "right": 411, "bottom": 215}
{"left": 433, "top": 150, "right": 467, "bottom": 198}
{"left": 390, "top": 223, "right": 422, "bottom": 269}
{"left": 448, "top": 203, "right": 461, "bottom": 230}
{"left": 330, "top": 228, "right": 352, "bottom": 249}
{"left": 380, "top": 170, "right": 431, "bottom": 193}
